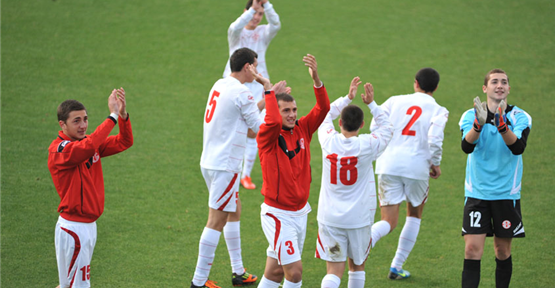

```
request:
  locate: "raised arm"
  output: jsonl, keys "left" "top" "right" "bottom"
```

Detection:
{"left": 100, "top": 87, "right": 134, "bottom": 157}
{"left": 363, "top": 83, "right": 393, "bottom": 159}
{"left": 228, "top": 2, "right": 259, "bottom": 43}
{"left": 260, "top": 0, "right": 281, "bottom": 44}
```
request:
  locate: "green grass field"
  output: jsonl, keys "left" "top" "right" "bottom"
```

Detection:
{"left": 2, "top": 0, "right": 555, "bottom": 287}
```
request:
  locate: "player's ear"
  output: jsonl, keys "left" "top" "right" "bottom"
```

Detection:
{"left": 360, "top": 120, "right": 365, "bottom": 129}
{"left": 339, "top": 119, "right": 343, "bottom": 128}
{"left": 59, "top": 120, "right": 66, "bottom": 129}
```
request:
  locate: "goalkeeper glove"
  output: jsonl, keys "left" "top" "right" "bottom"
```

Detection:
{"left": 495, "top": 99, "right": 508, "bottom": 134}
{"left": 473, "top": 97, "right": 487, "bottom": 132}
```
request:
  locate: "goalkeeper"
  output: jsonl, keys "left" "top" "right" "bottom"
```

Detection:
{"left": 459, "top": 69, "right": 532, "bottom": 288}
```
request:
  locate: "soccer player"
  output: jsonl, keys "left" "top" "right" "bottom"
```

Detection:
{"left": 253, "top": 54, "right": 330, "bottom": 288}
{"left": 370, "top": 68, "right": 449, "bottom": 280}
{"left": 192, "top": 48, "right": 265, "bottom": 288}
{"left": 223, "top": 0, "right": 281, "bottom": 190}
{"left": 459, "top": 69, "right": 531, "bottom": 288}
{"left": 48, "top": 88, "right": 133, "bottom": 288}
{"left": 315, "top": 77, "right": 393, "bottom": 288}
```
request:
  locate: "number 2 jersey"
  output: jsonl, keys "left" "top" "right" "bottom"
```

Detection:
{"left": 200, "top": 76, "right": 262, "bottom": 173}
{"left": 317, "top": 96, "right": 393, "bottom": 229}
{"left": 371, "top": 92, "right": 449, "bottom": 180}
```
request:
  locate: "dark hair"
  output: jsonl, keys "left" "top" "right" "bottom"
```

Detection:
{"left": 276, "top": 93, "right": 295, "bottom": 105}
{"left": 340, "top": 105, "right": 364, "bottom": 132}
{"left": 57, "top": 100, "right": 87, "bottom": 122}
{"left": 229, "top": 48, "right": 258, "bottom": 73}
{"left": 245, "top": 0, "right": 253, "bottom": 10}
{"left": 415, "top": 68, "right": 440, "bottom": 93}
{"left": 484, "top": 68, "right": 508, "bottom": 86}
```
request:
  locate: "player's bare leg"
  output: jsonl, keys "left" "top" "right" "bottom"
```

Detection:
{"left": 370, "top": 204, "right": 398, "bottom": 248}
{"left": 462, "top": 234, "right": 486, "bottom": 288}
{"left": 321, "top": 261, "right": 345, "bottom": 288}
{"left": 493, "top": 236, "right": 513, "bottom": 288}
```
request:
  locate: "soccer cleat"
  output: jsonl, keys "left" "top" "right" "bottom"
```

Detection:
{"left": 190, "top": 280, "right": 221, "bottom": 288}
{"left": 388, "top": 267, "right": 411, "bottom": 280}
{"left": 232, "top": 269, "right": 258, "bottom": 286}
{"left": 240, "top": 176, "right": 256, "bottom": 190}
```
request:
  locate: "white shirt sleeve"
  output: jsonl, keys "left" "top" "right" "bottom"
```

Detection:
{"left": 261, "top": 2, "right": 281, "bottom": 45}
{"left": 318, "top": 95, "right": 351, "bottom": 145}
{"left": 228, "top": 8, "right": 256, "bottom": 47}
{"left": 237, "top": 90, "right": 263, "bottom": 133}
{"left": 366, "top": 101, "right": 394, "bottom": 159}
{"left": 428, "top": 107, "right": 449, "bottom": 166}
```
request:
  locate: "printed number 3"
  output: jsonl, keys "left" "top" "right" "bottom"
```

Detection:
{"left": 285, "top": 240, "right": 295, "bottom": 255}
{"left": 205, "top": 91, "right": 221, "bottom": 123}
{"left": 402, "top": 106, "right": 422, "bottom": 136}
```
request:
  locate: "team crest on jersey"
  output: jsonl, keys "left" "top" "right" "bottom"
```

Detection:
{"left": 502, "top": 220, "right": 511, "bottom": 229}
{"left": 326, "top": 128, "right": 334, "bottom": 134}
{"left": 248, "top": 95, "right": 254, "bottom": 101}
{"left": 57, "top": 140, "right": 71, "bottom": 152}
{"left": 300, "top": 138, "right": 305, "bottom": 149}
{"left": 92, "top": 152, "right": 100, "bottom": 163}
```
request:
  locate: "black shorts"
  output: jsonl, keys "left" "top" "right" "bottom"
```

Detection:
{"left": 461, "top": 197, "right": 525, "bottom": 238}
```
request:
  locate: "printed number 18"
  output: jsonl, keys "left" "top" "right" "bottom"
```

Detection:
{"left": 327, "top": 154, "right": 358, "bottom": 185}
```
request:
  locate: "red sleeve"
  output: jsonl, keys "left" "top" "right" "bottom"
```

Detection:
{"left": 257, "top": 91, "right": 281, "bottom": 151}
{"left": 298, "top": 85, "right": 330, "bottom": 136}
{"left": 99, "top": 114, "right": 134, "bottom": 157}
{"left": 51, "top": 118, "right": 116, "bottom": 169}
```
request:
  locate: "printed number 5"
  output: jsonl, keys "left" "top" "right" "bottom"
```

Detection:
{"left": 401, "top": 106, "right": 422, "bottom": 136}
{"left": 285, "top": 240, "right": 295, "bottom": 255}
{"left": 205, "top": 91, "right": 220, "bottom": 123}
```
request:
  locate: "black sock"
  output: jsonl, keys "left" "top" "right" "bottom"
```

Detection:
{"left": 462, "top": 259, "right": 481, "bottom": 288}
{"left": 496, "top": 256, "right": 512, "bottom": 288}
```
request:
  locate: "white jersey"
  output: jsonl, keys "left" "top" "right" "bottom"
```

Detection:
{"left": 371, "top": 92, "right": 449, "bottom": 180}
{"left": 200, "top": 77, "right": 262, "bottom": 172}
{"left": 317, "top": 96, "right": 393, "bottom": 229}
{"left": 223, "top": 2, "right": 281, "bottom": 80}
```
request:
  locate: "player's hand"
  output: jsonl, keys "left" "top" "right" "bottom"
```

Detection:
{"left": 252, "top": 0, "right": 264, "bottom": 12}
{"left": 272, "top": 80, "right": 287, "bottom": 94}
{"left": 430, "top": 165, "right": 441, "bottom": 179}
{"left": 248, "top": 64, "right": 272, "bottom": 90}
{"left": 361, "top": 83, "right": 374, "bottom": 105}
{"left": 348, "top": 76, "right": 362, "bottom": 100}
{"left": 259, "top": 0, "right": 268, "bottom": 6}
{"left": 108, "top": 89, "right": 119, "bottom": 115}
{"left": 285, "top": 86, "right": 292, "bottom": 94}
{"left": 303, "top": 54, "right": 322, "bottom": 87}
{"left": 495, "top": 99, "right": 508, "bottom": 134}
{"left": 473, "top": 96, "right": 487, "bottom": 132}
{"left": 116, "top": 87, "right": 127, "bottom": 120}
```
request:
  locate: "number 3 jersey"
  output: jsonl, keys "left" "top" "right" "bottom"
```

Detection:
{"left": 317, "top": 96, "right": 393, "bottom": 229}
{"left": 371, "top": 92, "right": 449, "bottom": 180}
{"left": 200, "top": 76, "right": 262, "bottom": 173}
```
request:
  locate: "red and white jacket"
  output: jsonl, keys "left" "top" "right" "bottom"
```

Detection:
{"left": 48, "top": 115, "right": 133, "bottom": 223}
{"left": 257, "top": 86, "right": 330, "bottom": 211}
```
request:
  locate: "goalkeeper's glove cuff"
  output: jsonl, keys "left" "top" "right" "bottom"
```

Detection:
{"left": 473, "top": 119, "right": 482, "bottom": 132}
{"left": 498, "top": 123, "right": 508, "bottom": 134}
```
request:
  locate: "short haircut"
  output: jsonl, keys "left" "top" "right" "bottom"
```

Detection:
{"left": 229, "top": 48, "right": 258, "bottom": 73}
{"left": 340, "top": 105, "right": 364, "bottom": 132}
{"left": 57, "top": 100, "right": 87, "bottom": 122}
{"left": 245, "top": 0, "right": 254, "bottom": 10}
{"left": 415, "top": 68, "right": 440, "bottom": 93}
{"left": 276, "top": 93, "right": 295, "bottom": 106}
{"left": 484, "top": 68, "right": 509, "bottom": 86}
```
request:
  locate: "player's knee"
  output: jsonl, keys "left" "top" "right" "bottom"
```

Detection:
{"left": 465, "top": 242, "right": 484, "bottom": 259}
{"left": 285, "top": 270, "right": 302, "bottom": 283}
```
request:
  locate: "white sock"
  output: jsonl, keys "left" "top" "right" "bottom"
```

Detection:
{"left": 257, "top": 275, "right": 281, "bottom": 288}
{"left": 347, "top": 271, "right": 365, "bottom": 288}
{"left": 371, "top": 220, "right": 391, "bottom": 248}
{"left": 283, "top": 279, "right": 302, "bottom": 288}
{"left": 192, "top": 227, "right": 221, "bottom": 286}
{"left": 391, "top": 217, "right": 421, "bottom": 270}
{"left": 241, "top": 138, "right": 258, "bottom": 178}
{"left": 224, "top": 221, "right": 244, "bottom": 274}
{"left": 321, "top": 274, "right": 341, "bottom": 288}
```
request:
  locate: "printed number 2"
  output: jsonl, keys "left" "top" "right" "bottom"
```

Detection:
{"left": 80, "top": 265, "right": 90, "bottom": 281}
{"left": 401, "top": 106, "right": 422, "bottom": 136}
{"left": 469, "top": 211, "right": 481, "bottom": 228}
{"left": 326, "top": 154, "right": 358, "bottom": 185}
{"left": 205, "top": 91, "right": 221, "bottom": 123}
{"left": 285, "top": 240, "right": 295, "bottom": 255}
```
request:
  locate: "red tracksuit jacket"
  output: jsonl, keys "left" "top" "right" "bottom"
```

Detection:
{"left": 257, "top": 86, "right": 330, "bottom": 211}
{"left": 48, "top": 116, "right": 133, "bottom": 223}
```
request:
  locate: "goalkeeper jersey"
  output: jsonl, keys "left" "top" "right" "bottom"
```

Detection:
{"left": 459, "top": 104, "right": 532, "bottom": 200}
{"left": 317, "top": 96, "right": 393, "bottom": 229}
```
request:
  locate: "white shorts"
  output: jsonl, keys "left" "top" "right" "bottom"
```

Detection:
{"left": 261, "top": 209, "right": 308, "bottom": 265}
{"left": 55, "top": 216, "right": 97, "bottom": 288}
{"left": 377, "top": 174, "right": 429, "bottom": 207}
{"left": 315, "top": 223, "right": 372, "bottom": 265}
{"left": 201, "top": 168, "right": 239, "bottom": 212}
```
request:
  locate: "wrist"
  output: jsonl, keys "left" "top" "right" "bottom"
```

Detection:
{"left": 473, "top": 119, "right": 482, "bottom": 132}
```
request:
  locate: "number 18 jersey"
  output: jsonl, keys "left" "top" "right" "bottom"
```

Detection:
{"left": 371, "top": 92, "right": 449, "bottom": 180}
{"left": 317, "top": 96, "right": 393, "bottom": 229}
